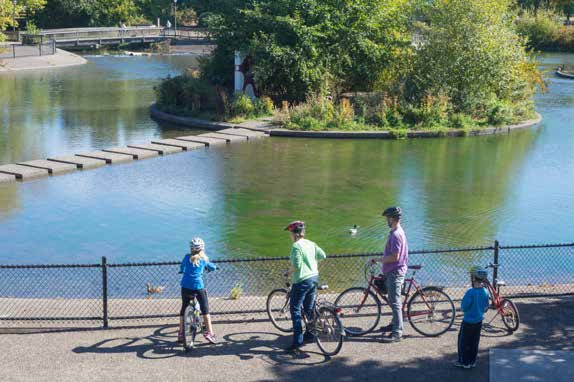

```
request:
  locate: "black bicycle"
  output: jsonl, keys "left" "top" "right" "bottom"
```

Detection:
{"left": 266, "top": 272, "right": 345, "bottom": 356}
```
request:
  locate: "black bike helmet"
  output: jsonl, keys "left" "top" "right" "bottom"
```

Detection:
{"left": 284, "top": 220, "right": 305, "bottom": 234}
{"left": 382, "top": 206, "right": 402, "bottom": 219}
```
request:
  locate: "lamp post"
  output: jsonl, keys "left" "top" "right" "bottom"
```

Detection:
{"left": 12, "top": 0, "right": 17, "bottom": 33}
{"left": 173, "top": 0, "right": 178, "bottom": 37}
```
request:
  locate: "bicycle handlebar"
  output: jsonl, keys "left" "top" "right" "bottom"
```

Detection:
{"left": 485, "top": 263, "right": 499, "bottom": 269}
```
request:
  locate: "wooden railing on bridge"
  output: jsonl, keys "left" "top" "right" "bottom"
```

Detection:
{"left": 18, "top": 26, "right": 208, "bottom": 47}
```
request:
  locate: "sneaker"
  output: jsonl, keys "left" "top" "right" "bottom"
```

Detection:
{"left": 380, "top": 324, "right": 393, "bottom": 332}
{"left": 470, "top": 362, "right": 477, "bottom": 368}
{"left": 381, "top": 333, "right": 402, "bottom": 343}
{"left": 203, "top": 332, "right": 217, "bottom": 344}
{"left": 286, "top": 344, "right": 303, "bottom": 354}
{"left": 454, "top": 361, "right": 471, "bottom": 369}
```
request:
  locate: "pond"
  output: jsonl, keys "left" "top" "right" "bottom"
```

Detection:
{"left": 0, "top": 53, "right": 573, "bottom": 267}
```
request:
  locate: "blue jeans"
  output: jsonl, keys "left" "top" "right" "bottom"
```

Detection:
{"left": 385, "top": 271, "right": 405, "bottom": 337}
{"left": 290, "top": 276, "right": 318, "bottom": 347}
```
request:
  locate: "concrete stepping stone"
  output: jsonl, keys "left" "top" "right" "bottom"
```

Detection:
{"left": 18, "top": 160, "right": 77, "bottom": 175}
{"left": 200, "top": 133, "right": 247, "bottom": 143}
{"left": 0, "top": 173, "right": 17, "bottom": 183}
{"left": 127, "top": 143, "right": 182, "bottom": 155}
{"left": 0, "top": 164, "right": 49, "bottom": 180}
{"left": 217, "top": 128, "right": 268, "bottom": 139}
{"left": 175, "top": 136, "right": 226, "bottom": 147}
{"left": 76, "top": 151, "right": 133, "bottom": 164}
{"left": 103, "top": 147, "right": 158, "bottom": 160}
{"left": 48, "top": 155, "right": 106, "bottom": 169}
{"left": 151, "top": 138, "right": 205, "bottom": 151}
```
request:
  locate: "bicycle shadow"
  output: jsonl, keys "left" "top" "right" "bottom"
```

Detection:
{"left": 72, "top": 325, "right": 331, "bottom": 366}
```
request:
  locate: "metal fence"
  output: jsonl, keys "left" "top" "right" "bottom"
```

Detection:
{"left": 0, "top": 241, "right": 572, "bottom": 328}
{"left": 0, "top": 40, "right": 56, "bottom": 59}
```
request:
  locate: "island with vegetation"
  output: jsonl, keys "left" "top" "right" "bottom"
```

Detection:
{"left": 153, "top": 0, "right": 546, "bottom": 135}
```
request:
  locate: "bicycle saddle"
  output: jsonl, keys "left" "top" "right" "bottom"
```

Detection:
{"left": 318, "top": 284, "right": 329, "bottom": 291}
{"left": 408, "top": 265, "right": 422, "bottom": 270}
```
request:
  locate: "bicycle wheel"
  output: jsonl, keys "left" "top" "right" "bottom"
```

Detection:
{"left": 266, "top": 288, "right": 292, "bottom": 332}
{"left": 500, "top": 298, "right": 520, "bottom": 332}
{"left": 182, "top": 305, "right": 198, "bottom": 351}
{"left": 335, "top": 287, "right": 382, "bottom": 336}
{"left": 407, "top": 287, "right": 455, "bottom": 337}
{"left": 315, "top": 307, "right": 344, "bottom": 356}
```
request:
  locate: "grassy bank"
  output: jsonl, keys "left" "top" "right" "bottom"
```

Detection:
{"left": 276, "top": 95, "right": 538, "bottom": 135}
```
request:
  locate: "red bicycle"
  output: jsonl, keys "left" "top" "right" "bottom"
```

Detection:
{"left": 482, "top": 263, "right": 520, "bottom": 332}
{"left": 335, "top": 262, "right": 456, "bottom": 337}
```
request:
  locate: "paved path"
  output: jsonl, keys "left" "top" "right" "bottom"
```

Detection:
{"left": 1, "top": 296, "right": 572, "bottom": 382}
{"left": 0, "top": 49, "right": 87, "bottom": 73}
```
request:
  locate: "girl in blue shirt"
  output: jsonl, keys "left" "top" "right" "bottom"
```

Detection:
{"left": 178, "top": 237, "right": 218, "bottom": 344}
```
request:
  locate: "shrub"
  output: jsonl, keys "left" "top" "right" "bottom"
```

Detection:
{"left": 155, "top": 74, "right": 218, "bottom": 116}
{"left": 232, "top": 94, "right": 255, "bottom": 117}
{"left": 487, "top": 100, "right": 514, "bottom": 126}
{"left": 449, "top": 113, "right": 475, "bottom": 130}
{"left": 254, "top": 96, "right": 274, "bottom": 116}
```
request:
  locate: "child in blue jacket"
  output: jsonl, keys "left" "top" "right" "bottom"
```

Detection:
{"left": 455, "top": 266, "right": 490, "bottom": 369}
{"left": 178, "top": 237, "right": 218, "bottom": 344}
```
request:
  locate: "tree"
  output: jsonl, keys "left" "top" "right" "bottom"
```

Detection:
{"left": 203, "top": 0, "right": 412, "bottom": 102}
{"left": 407, "top": 0, "right": 543, "bottom": 119}
{"left": 551, "top": 0, "right": 574, "bottom": 23}
{"left": 1, "top": 0, "right": 46, "bottom": 40}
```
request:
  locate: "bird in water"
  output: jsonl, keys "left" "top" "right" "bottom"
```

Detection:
{"left": 349, "top": 225, "right": 358, "bottom": 235}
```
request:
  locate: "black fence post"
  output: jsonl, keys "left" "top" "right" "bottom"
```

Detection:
{"left": 102, "top": 256, "right": 109, "bottom": 328}
{"left": 493, "top": 240, "right": 500, "bottom": 289}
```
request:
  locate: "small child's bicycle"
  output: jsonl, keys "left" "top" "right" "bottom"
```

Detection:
{"left": 266, "top": 272, "right": 345, "bottom": 356}
{"left": 481, "top": 263, "right": 520, "bottom": 332}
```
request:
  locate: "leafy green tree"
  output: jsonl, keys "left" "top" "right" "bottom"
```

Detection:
{"left": 407, "top": 0, "right": 542, "bottom": 118}
{"left": 1, "top": 0, "right": 46, "bottom": 40}
{"left": 203, "top": 0, "right": 411, "bottom": 102}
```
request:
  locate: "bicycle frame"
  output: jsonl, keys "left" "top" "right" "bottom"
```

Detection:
{"left": 363, "top": 268, "right": 435, "bottom": 319}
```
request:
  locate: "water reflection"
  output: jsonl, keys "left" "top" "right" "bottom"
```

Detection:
{"left": 0, "top": 55, "right": 200, "bottom": 163}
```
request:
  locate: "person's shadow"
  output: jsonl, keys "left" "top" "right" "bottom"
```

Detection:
{"left": 72, "top": 325, "right": 331, "bottom": 365}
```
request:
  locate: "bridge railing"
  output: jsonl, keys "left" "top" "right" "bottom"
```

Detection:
{"left": 20, "top": 26, "right": 165, "bottom": 44}
{"left": 18, "top": 26, "right": 208, "bottom": 45}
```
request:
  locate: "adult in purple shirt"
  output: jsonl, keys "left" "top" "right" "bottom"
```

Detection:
{"left": 370, "top": 206, "right": 408, "bottom": 342}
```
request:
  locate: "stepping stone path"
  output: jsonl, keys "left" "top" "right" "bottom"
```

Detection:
{"left": 1, "top": 127, "right": 269, "bottom": 183}
{"left": 76, "top": 151, "right": 133, "bottom": 164}
{"left": 102, "top": 147, "right": 159, "bottom": 160}
{"left": 127, "top": 143, "right": 182, "bottom": 155}
{"left": 175, "top": 136, "right": 226, "bottom": 147}
{"left": 0, "top": 173, "right": 17, "bottom": 184}
{"left": 200, "top": 132, "right": 247, "bottom": 143}
{"left": 18, "top": 160, "right": 76, "bottom": 175}
{"left": 48, "top": 156, "right": 106, "bottom": 169}
{"left": 0, "top": 164, "right": 49, "bottom": 180}
{"left": 151, "top": 139, "right": 205, "bottom": 151}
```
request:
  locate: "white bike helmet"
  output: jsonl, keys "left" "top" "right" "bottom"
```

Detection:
{"left": 190, "top": 237, "right": 205, "bottom": 253}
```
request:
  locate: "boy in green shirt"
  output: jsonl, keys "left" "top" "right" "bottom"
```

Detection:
{"left": 285, "top": 220, "right": 327, "bottom": 353}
